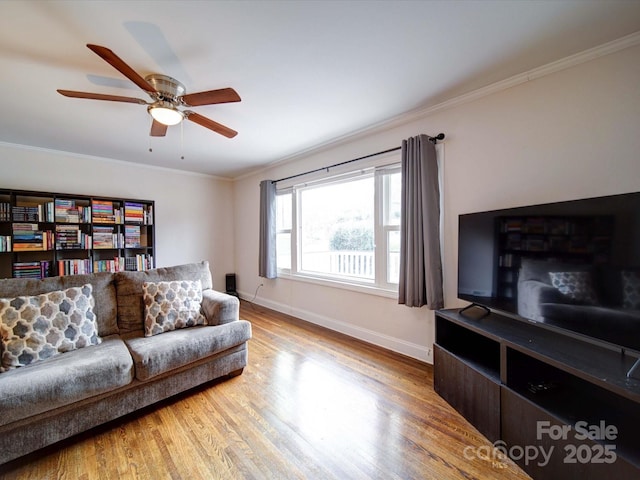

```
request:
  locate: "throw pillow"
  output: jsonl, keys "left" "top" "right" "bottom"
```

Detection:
{"left": 549, "top": 271, "right": 598, "bottom": 305}
{"left": 621, "top": 271, "right": 640, "bottom": 310}
{"left": 143, "top": 280, "right": 207, "bottom": 337}
{"left": 0, "top": 284, "right": 101, "bottom": 372}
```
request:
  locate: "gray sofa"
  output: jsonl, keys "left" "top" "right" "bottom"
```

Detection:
{"left": 0, "top": 261, "right": 251, "bottom": 465}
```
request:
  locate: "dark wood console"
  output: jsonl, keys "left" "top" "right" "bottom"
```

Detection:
{"left": 434, "top": 307, "right": 640, "bottom": 479}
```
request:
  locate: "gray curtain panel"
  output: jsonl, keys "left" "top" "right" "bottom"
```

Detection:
{"left": 398, "top": 135, "right": 444, "bottom": 308}
{"left": 259, "top": 180, "right": 277, "bottom": 279}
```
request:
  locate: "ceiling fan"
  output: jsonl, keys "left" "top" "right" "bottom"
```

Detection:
{"left": 58, "top": 44, "right": 241, "bottom": 138}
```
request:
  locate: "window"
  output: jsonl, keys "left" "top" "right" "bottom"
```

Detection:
{"left": 276, "top": 164, "right": 401, "bottom": 292}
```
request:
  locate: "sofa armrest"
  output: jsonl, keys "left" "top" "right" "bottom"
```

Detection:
{"left": 517, "top": 280, "right": 563, "bottom": 321}
{"left": 201, "top": 289, "right": 240, "bottom": 325}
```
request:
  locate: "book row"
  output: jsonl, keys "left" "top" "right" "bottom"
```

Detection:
{"left": 11, "top": 254, "right": 155, "bottom": 278}
{"left": 12, "top": 261, "right": 53, "bottom": 279}
{"left": 2, "top": 223, "right": 149, "bottom": 252}
{"left": 1, "top": 199, "right": 153, "bottom": 225}
{"left": 12, "top": 224, "right": 55, "bottom": 251}
{"left": 0, "top": 202, "right": 10, "bottom": 221}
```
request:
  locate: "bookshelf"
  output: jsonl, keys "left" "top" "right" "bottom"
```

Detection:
{"left": 0, "top": 188, "right": 155, "bottom": 279}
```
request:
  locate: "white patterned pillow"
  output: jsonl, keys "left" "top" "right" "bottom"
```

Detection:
{"left": 549, "top": 271, "right": 597, "bottom": 305}
{"left": 0, "top": 284, "right": 101, "bottom": 372}
{"left": 621, "top": 271, "right": 640, "bottom": 310}
{"left": 143, "top": 280, "right": 207, "bottom": 337}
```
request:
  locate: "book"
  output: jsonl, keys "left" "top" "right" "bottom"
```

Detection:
{"left": 124, "top": 202, "right": 144, "bottom": 223}
{"left": 55, "top": 199, "right": 91, "bottom": 223}
{"left": 93, "top": 257, "right": 125, "bottom": 273}
{"left": 55, "top": 225, "right": 91, "bottom": 249}
{"left": 0, "top": 235, "right": 11, "bottom": 252}
{"left": 92, "top": 200, "right": 123, "bottom": 224}
{"left": 93, "top": 226, "right": 123, "bottom": 249}
{"left": 12, "top": 205, "right": 39, "bottom": 222}
{"left": 124, "top": 254, "right": 153, "bottom": 271}
{"left": 125, "top": 225, "right": 141, "bottom": 248}
{"left": 0, "top": 202, "right": 12, "bottom": 221}
{"left": 13, "top": 261, "right": 51, "bottom": 279}
{"left": 12, "top": 223, "right": 54, "bottom": 250}
{"left": 57, "top": 258, "right": 93, "bottom": 276}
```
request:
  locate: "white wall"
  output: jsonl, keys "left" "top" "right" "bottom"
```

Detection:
{"left": 0, "top": 145, "right": 235, "bottom": 291}
{"left": 233, "top": 43, "right": 640, "bottom": 363}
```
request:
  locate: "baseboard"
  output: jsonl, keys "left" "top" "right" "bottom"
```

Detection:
{"left": 238, "top": 291, "right": 433, "bottom": 364}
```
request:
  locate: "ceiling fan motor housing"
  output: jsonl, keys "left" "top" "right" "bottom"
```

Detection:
{"left": 145, "top": 74, "right": 185, "bottom": 103}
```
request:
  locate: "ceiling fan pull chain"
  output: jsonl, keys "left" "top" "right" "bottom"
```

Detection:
{"left": 180, "top": 121, "right": 184, "bottom": 160}
{"left": 148, "top": 116, "right": 153, "bottom": 153}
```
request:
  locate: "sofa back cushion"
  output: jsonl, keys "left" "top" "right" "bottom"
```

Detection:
{"left": 0, "top": 272, "right": 118, "bottom": 337}
{"left": 115, "top": 261, "right": 213, "bottom": 334}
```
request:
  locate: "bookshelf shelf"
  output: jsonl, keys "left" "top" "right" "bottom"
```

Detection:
{"left": 0, "top": 188, "right": 155, "bottom": 278}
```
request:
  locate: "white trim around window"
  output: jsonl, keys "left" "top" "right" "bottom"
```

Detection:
{"left": 275, "top": 159, "right": 401, "bottom": 297}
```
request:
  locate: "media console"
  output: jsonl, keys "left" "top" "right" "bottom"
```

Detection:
{"left": 434, "top": 307, "right": 640, "bottom": 479}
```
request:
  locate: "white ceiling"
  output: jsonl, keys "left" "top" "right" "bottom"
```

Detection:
{"left": 2, "top": 1, "right": 640, "bottom": 178}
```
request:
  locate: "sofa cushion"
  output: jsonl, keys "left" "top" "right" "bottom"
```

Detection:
{"left": 0, "top": 284, "right": 101, "bottom": 372}
{"left": 0, "top": 335, "right": 134, "bottom": 426}
{"left": 115, "top": 261, "right": 213, "bottom": 334}
{"left": 0, "top": 272, "right": 118, "bottom": 337}
{"left": 124, "top": 320, "right": 252, "bottom": 381}
{"left": 143, "top": 280, "right": 207, "bottom": 336}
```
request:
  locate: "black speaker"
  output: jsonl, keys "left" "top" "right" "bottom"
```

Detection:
{"left": 225, "top": 273, "right": 238, "bottom": 296}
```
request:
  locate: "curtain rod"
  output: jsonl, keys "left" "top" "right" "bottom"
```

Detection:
{"left": 272, "top": 133, "right": 445, "bottom": 184}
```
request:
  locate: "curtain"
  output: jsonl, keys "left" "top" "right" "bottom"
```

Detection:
{"left": 398, "top": 134, "right": 443, "bottom": 309}
{"left": 258, "top": 180, "right": 277, "bottom": 279}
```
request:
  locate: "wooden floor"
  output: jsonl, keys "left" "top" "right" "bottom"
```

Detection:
{"left": 0, "top": 302, "right": 531, "bottom": 480}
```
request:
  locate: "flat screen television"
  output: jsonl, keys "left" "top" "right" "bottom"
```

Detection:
{"left": 457, "top": 191, "right": 640, "bottom": 363}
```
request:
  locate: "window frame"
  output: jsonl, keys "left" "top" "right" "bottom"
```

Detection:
{"left": 275, "top": 162, "right": 402, "bottom": 297}
{"left": 376, "top": 164, "right": 401, "bottom": 290}
{"left": 275, "top": 188, "right": 293, "bottom": 273}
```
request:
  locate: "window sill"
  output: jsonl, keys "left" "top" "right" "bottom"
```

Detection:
{"left": 276, "top": 271, "right": 398, "bottom": 299}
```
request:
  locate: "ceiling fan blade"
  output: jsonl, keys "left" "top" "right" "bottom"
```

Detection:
{"left": 150, "top": 120, "right": 168, "bottom": 137}
{"left": 185, "top": 111, "right": 238, "bottom": 138}
{"left": 86, "top": 44, "right": 157, "bottom": 94}
{"left": 181, "top": 88, "right": 241, "bottom": 107}
{"left": 57, "top": 89, "right": 147, "bottom": 104}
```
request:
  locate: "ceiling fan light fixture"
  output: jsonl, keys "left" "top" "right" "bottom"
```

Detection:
{"left": 148, "top": 102, "right": 183, "bottom": 126}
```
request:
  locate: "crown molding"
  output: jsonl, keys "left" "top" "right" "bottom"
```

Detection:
{"left": 236, "top": 30, "right": 640, "bottom": 182}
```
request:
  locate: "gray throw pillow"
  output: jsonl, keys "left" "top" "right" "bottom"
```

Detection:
{"left": 0, "top": 284, "right": 101, "bottom": 372}
{"left": 143, "top": 280, "right": 207, "bottom": 336}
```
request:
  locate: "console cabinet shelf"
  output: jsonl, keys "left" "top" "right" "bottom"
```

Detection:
{"left": 434, "top": 307, "right": 640, "bottom": 479}
{"left": 0, "top": 188, "right": 155, "bottom": 279}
